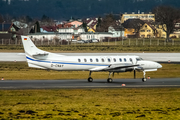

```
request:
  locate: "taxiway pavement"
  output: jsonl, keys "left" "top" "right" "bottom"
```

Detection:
{"left": 0, "top": 78, "right": 180, "bottom": 89}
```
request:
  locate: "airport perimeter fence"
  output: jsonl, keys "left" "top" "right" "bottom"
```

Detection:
{"left": 0, "top": 38, "right": 180, "bottom": 46}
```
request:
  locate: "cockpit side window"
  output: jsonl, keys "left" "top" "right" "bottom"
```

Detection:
{"left": 136, "top": 57, "right": 143, "bottom": 61}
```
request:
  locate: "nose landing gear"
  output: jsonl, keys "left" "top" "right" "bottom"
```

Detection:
{"left": 142, "top": 71, "right": 147, "bottom": 82}
{"left": 88, "top": 71, "right": 93, "bottom": 82}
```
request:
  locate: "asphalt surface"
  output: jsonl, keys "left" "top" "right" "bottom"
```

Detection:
{"left": 0, "top": 53, "right": 180, "bottom": 63}
{"left": 0, "top": 78, "right": 180, "bottom": 89}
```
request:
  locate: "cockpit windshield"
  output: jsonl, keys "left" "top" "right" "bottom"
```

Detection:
{"left": 136, "top": 57, "right": 143, "bottom": 61}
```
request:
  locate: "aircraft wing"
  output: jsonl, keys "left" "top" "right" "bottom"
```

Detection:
{"left": 90, "top": 63, "right": 139, "bottom": 72}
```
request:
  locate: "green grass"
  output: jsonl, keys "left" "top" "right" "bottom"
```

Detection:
{"left": 0, "top": 62, "right": 180, "bottom": 80}
{"left": 0, "top": 88, "right": 180, "bottom": 119}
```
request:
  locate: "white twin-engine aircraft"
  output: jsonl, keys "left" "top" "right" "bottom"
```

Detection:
{"left": 21, "top": 36, "right": 162, "bottom": 82}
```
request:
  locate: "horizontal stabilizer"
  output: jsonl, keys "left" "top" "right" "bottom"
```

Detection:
{"left": 32, "top": 53, "right": 49, "bottom": 56}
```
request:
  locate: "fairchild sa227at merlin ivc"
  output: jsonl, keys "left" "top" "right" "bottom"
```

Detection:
{"left": 21, "top": 36, "right": 162, "bottom": 83}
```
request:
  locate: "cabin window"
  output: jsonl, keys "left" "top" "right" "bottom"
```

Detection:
{"left": 84, "top": 59, "right": 87, "bottom": 62}
{"left": 130, "top": 58, "right": 132, "bottom": 62}
{"left": 124, "top": 58, "right": 127, "bottom": 62}
{"left": 119, "top": 58, "right": 122, "bottom": 62}
{"left": 108, "top": 58, "right": 111, "bottom": 62}
{"left": 113, "top": 58, "right": 116, "bottom": 62}
{"left": 96, "top": 58, "right": 99, "bottom": 62}
{"left": 102, "top": 58, "right": 105, "bottom": 62}
{"left": 90, "top": 59, "right": 93, "bottom": 62}
{"left": 78, "top": 59, "right": 81, "bottom": 62}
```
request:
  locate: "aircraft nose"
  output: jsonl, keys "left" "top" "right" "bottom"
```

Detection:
{"left": 157, "top": 63, "right": 162, "bottom": 68}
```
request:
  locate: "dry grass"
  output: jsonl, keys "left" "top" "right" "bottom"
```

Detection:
{"left": 0, "top": 88, "right": 180, "bottom": 119}
{"left": 0, "top": 62, "right": 180, "bottom": 80}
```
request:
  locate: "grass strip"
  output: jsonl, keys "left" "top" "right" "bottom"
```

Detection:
{"left": 0, "top": 62, "right": 180, "bottom": 80}
{"left": 0, "top": 88, "right": 180, "bottom": 119}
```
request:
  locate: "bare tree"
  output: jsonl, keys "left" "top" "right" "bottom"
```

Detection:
{"left": 96, "top": 14, "right": 116, "bottom": 32}
{"left": 153, "top": 6, "right": 180, "bottom": 41}
{"left": 122, "top": 19, "right": 144, "bottom": 34}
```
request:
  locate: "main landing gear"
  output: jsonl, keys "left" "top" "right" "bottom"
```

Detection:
{"left": 88, "top": 71, "right": 93, "bottom": 82}
{"left": 142, "top": 71, "right": 147, "bottom": 82}
{"left": 87, "top": 71, "right": 114, "bottom": 83}
{"left": 87, "top": 71, "right": 147, "bottom": 83}
{"left": 107, "top": 72, "right": 113, "bottom": 83}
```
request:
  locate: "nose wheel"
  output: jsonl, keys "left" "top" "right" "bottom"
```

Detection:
{"left": 142, "top": 78, "right": 147, "bottom": 82}
{"left": 88, "top": 77, "right": 93, "bottom": 82}
{"left": 107, "top": 78, "right": 113, "bottom": 83}
{"left": 88, "top": 71, "right": 93, "bottom": 82}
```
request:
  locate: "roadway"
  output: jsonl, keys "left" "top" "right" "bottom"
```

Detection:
{"left": 0, "top": 52, "right": 180, "bottom": 63}
{"left": 0, "top": 78, "right": 180, "bottom": 89}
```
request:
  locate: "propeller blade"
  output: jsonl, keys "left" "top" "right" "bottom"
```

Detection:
{"left": 134, "top": 70, "right": 136, "bottom": 79}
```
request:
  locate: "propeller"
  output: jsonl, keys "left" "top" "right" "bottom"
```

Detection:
{"left": 134, "top": 69, "right": 136, "bottom": 79}
{"left": 112, "top": 72, "right": 115, "bottom": 77}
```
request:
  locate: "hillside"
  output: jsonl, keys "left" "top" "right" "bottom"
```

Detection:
{"left": 0, "top": 0, "right": 180, "bottom": 20}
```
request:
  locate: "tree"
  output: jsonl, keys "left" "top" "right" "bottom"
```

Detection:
{"left": 82, "top": 22, "right": 88, "bottom": 32}
{"left": 96, "top": 14, "right": 116, "bottom": 32}
{"left": 26, "top": 16, "right": 33, "bottom": 23}
{"left": 41, "top": 14, "right": 51, "bottom": 22}
{"left": 96, "top": 17, "right": 102, "bottom": 28}
{"left": 34, "top": 21, "right": 40, "bottom": 33}
{"left": 122, "top": 19, "right": 145, "bottom": 34}
{"left": 153, "top": 6, "right": 180, "bottom": 41}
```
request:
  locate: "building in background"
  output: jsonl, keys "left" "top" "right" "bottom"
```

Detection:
{"left": 80, "top": 32, "right": 112, "bottom": 41}
{"left": 108, "top": 25, "right": 124, "bottom": 38}
{"left": 121, "top": 12, "right": 155, "bottom": 23}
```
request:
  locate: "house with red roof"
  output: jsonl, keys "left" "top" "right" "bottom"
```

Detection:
{"left": 84, "top": 18, "right": 98, "bottom": 32}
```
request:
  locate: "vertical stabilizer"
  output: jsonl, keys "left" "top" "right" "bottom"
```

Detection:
{"left": 21, "top": 36, "right": 48, "bottom": 56}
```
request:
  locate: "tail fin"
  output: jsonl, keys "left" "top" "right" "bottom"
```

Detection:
{"left": 21, "top": 36, "right": 48, "bottom": 56}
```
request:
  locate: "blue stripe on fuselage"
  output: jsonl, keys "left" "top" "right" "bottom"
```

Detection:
{"left": 26, "top": 56, "right": 108, "bottom": 67}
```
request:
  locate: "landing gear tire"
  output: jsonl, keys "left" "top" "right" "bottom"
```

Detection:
{"left": 107, "top": 78, "right": 113, "bottom": 83}
{"left": 88, "top": 77, "right": 93, "bottom": 82}
{"left": 142, "top": 78, "right": 147, "bottom": 82}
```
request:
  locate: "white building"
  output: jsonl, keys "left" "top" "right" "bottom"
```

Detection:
{"left": 108, "top": 26, "right": 124, "bottom": 38}
{"left": 80, "top": 32, "right": 113, "bottom": 41}
{"left": 58, "top": 27, "right": 85, "bottom": 35}
{"left": 27, "top": 33, "right": 73, "bottom": 41}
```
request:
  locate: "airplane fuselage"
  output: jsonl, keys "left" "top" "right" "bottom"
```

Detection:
{"left": 26, "top": 54, "right": 161, "bottom": 71}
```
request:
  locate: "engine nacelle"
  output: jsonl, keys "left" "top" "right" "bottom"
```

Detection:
{"left": 109, "top": 68, "right": 133, "bottom": 72}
